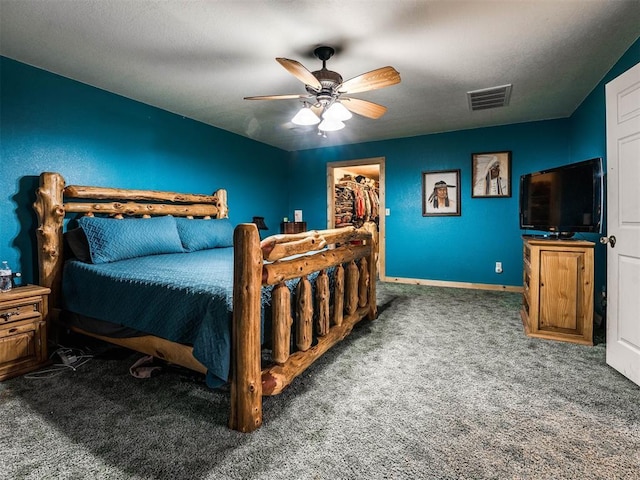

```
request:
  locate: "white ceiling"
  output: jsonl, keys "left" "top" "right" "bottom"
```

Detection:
{"left": 1, "top": 1, "right": 639, "bottom": 152}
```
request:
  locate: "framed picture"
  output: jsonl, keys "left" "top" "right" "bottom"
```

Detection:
{"left": 422, "top": 169, "right": 461, "bottom": 216}
{"left": 471, "top": 151, "right": 512, "bottom": 198}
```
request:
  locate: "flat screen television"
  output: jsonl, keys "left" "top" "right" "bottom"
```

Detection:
{"left": 519, "top": 157, "right": 604, "bottom": 238}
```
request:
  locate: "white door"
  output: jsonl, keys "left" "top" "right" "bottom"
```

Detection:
{"left": 605, "top": 62, "right": 640, "bottom": 387}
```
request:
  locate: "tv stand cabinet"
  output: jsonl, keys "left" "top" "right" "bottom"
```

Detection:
{"left": 521, "top": 237, "right": 594, "bottom": 345}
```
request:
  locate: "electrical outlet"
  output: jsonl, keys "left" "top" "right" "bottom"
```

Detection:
{"left": 495, "top": 262, "right": 503, "bottom": 274}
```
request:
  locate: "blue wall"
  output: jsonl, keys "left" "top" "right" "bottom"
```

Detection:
{"left": 288, "top": 37, "right": 640, "bottom": 293}
{"left": 0, "top": 57, "right": 289, "bottom": 284}
{"left": 289, "top": 120, "right": 569, "bottom": 288}
{"left": 570, "top": 38, "right": 640, "bottom": 165}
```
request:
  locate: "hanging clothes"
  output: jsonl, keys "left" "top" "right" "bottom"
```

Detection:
{"left": 334, "top": 174, "right": 379, "bottom": 229}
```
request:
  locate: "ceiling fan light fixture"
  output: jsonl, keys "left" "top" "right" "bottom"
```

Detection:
{"left": 246, "top": 46, "right": 401, "bottom": 137}
{"left": 291, "top": 105, "right": 320, "bottom": 125}
{"left": 318, "top": 118, "right": 345, "bottom": 132}
{"left": 323, "top": 102, "right": 352, "bottom": 121}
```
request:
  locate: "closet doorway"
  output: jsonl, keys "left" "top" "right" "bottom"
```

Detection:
{"left": 327, "top": 157, "right": 385, "bottom": 279}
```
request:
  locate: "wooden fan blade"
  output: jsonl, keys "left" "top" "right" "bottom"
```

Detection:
{"left": 338, "top": 66, "right": 401, "bottom": 94}
{"left": 276, "top": 58, "right": 322, "bottom": 90}
{"left": 341, "top": 97, "right": 388, "bottom": 119}
{"left": 244, "top": 94, "right": 309, "bottom": 101}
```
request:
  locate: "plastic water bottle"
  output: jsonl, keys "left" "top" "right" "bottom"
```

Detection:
{"left": 0, "top": 261, "right": 12, "bottom": 292}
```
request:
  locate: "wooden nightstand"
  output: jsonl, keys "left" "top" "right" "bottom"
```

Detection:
{"left": 0, "top": 285, "right": 51, "bottom": 381}
{"left": 281, "top": 221, "right": 307, "bottom": 234}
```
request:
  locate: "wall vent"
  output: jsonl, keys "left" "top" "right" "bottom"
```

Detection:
{"left": 467, "top": 84, "right": 512, "bottom": 111}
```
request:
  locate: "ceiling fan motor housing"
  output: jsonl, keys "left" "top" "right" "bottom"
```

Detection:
{"left": 308, "top": 46, "right": 344, "bottom": 106}
{"left": 308, "top": 68, "right": 343, "bottom": 105}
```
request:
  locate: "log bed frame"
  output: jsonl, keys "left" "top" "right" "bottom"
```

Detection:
{"left": 34, "top": 172, "right": 377, "bottom": 432}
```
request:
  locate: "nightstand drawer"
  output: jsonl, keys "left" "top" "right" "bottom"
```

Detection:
{"left": 0, "top": 321, "right": 45, "bottom": 373}
{"left": 0, "top": 297, "right": 44, "bottom": 324}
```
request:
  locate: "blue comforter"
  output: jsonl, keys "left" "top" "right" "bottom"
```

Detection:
{"left": 62, "top": 248, "right": 254, "bottom": 387}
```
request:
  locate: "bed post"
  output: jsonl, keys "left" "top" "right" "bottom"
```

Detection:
{"left": 229, "top": 223, "right": 263, "bottom": 432}
{"left": 213, "top": 188, "right": 228, "bottom": 218}
{"left": 365, "top": 221, "right": 378, "bottom": 320}
{"left": 33, "top": 172, "right": 66, "bottom": 311}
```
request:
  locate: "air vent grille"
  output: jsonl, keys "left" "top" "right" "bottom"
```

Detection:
{"left": 467, "top": 84, "right": 512, "bottom": 111}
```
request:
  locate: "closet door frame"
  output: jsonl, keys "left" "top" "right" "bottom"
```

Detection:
{"left": 326, "top": 157, "right": 385, "bottom": 279}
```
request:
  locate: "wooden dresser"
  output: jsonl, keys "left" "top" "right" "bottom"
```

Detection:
{"left": 521, "top": 238, "right": 594, "bottom": 345}
{"left": 0, "top": 285, "right": 51, "bottom": 381}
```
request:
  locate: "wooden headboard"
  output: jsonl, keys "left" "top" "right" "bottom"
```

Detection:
{"left": 33, "top": 172, "right": 229, "bottom": 312}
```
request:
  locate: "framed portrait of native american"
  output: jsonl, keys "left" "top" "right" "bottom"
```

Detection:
{"left": 471, "top": 151, "right": 512, "bottom": 198}
{"left": 422, "top": 169, "right": 461, "bottom": 216}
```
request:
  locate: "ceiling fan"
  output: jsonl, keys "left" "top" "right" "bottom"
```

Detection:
{"left": 244, "top": 46, "right": 401, "bottom": 133}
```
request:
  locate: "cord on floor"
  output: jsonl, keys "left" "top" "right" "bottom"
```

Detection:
{"left": 23, "top": 346, "right": 94, "bottom": 379}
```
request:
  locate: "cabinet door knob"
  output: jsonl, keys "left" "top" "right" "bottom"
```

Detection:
{"left": 600, "top": 235, "right": 616, "bottom": 248}
{"left": 1, "top": 311, "right": 16, "bottom": 321}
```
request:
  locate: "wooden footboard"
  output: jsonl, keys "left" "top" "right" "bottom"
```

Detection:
{"left": 230, "top": 223, "right": 377, "bottom": 432}
{"left": 34, "top": 172, "right": 377, "bottom": 433}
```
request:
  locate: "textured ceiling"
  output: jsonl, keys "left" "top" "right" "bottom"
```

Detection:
{"left": 1, "top": 1, "right": 639, "bottom": 152}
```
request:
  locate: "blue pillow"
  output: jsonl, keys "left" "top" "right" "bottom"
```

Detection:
{"left": 79, "top": 215, "right": 184, "bottom": 264}
{"left": 175, "top": 217, "right": 234, "bottom": 252}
